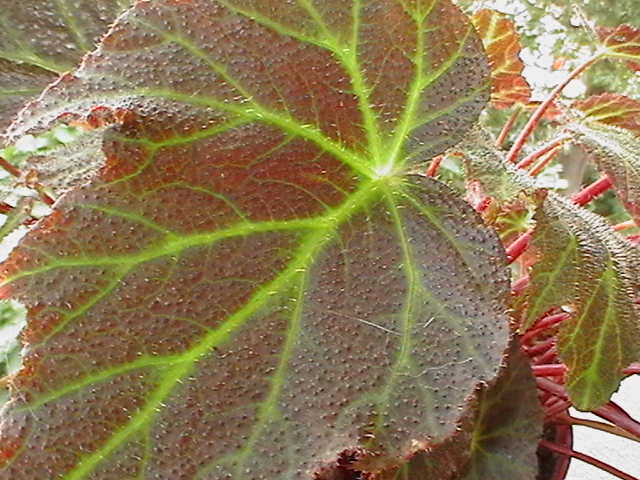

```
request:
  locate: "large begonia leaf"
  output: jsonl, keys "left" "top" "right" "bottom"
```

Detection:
{"left": 470, "top": 9, "right": 531, "bottom": 109}
{"left": 570, "top": 118, "right": 640, "bottom": 224}
{"left": 394, "top": 342, "right": 543, "bottom": 480}
{"left": 0, "top": 0, "right": 132, "bottom": 135}
{"left": 0, "top": 1, "right": 512, "bottom": 479}
{"left": 460, "top": 130, "right": 640, "bottom": 409}
{"left": 598, "top": 24, "right": 640, "bottom": 72}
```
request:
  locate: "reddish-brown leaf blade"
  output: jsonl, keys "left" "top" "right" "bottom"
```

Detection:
{"left": 0, "top": 1, "right": 509, "bottom": 478}
{"left": 574, "top": 94, "right": 640, "bottom": 136}
{"left": 471, "top": 9, "right": 531, "bottom": 109}
{"left": 599, "top": 24, "right": 640, "bottom": 72}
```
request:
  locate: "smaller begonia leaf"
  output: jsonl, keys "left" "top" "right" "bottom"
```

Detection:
{"left": 599, "top": 24, "right": 640, "bottom": 72}
{"left": 471, "top": 9, "right": 531, "bottom": 109}
{"left": 460, "top": 129, "right": 640, "bottom": 410}
{"left": 574, "top": 94, "right": 640, "bottom": 136}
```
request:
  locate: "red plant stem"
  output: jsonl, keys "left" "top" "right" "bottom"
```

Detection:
{"left": 506, "top": 53, "right": 602, "bottom": 164}
{"left": 35, "top": 186, "right": 55, "bottom": 206}
{"left": 530, "top": 145, "right": 563, "bottom": 176}
{"left": 540, "top": 440, "right": 640, "bottom": 480}
{"left": 625, "top": 363, "right": 640, "bottom": 375}
{"left": 537, "top": 347, "right": 559, "bottom": 365}
{"left": 537, "top": 377, "right": 568, "bottom": 399}
{"left": 595, "top": 402, "right": 640, "bottom": 438}
{"left": 506, "top": 177, "right": 613, "bottom": 264}
{"left": 0, "top": 202, "right": 13, "bottom": 214}
{"left": 555, "top": 413, "right": 640, "bottom": 442}
{"left": 522, "top": 312, "right": 571, "bottom": 344}
{"left": 496, "top": 106, "right": 523, "bottom": 148}
{"left": 545, "top": 399, "right": 574, "bottom": 419}
{"left": 613, "top": 220, "right": 637, "bottom": 232}
{"left": 549, "top": 424, "right": 573, "bottom": 480}
{"left": 573, "top": 175, "right": 613, "bottom": 206}
{"left": 0, "top": 156, "right": 21, "bottom": 178}
{"left": 0, "top": 156, "right": 55, "bottom": 206}
{"left": 533, "top": 364, "right": 568, "bottom": 377}
{"left": 525, "top": 337, "right": 556, "bottom": 357}
{"left": 426, "top": 155, "right": 444, "bottom": 177}
{"left": 511, "top": 276, "right": 530, "bottom": 295}
{"left": 506, "top": 230, "right": 532, "bottom": 264}
{"left": 516, "top": 136, "right": 569, "bottom": 170}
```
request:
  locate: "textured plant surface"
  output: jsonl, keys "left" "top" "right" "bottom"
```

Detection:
{"left": 0, "top": 1, "right": 638, "bottom": 480}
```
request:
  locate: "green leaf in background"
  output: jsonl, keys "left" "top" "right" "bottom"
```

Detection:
{"left": 0, "top": 1, "right": 515, "bottom": 478}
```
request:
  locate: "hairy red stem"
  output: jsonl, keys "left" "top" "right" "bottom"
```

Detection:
{"left": 540, "top": 440, "right": 640, "bottom": 480}
{"left": 496, "top": 106, "right": 523, "bottom": 148}
{"left": 573, "top": 175, "right": 613, "bottom": 206}
{"left": 506, "top": 54, "right": 602, "bottom": 164}
{"left": 516, "top": 136, "right": 569, "bottom": 170}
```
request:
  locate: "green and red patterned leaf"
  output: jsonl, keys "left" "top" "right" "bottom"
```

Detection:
{"left": 598, "top": 24, "right": 640, "bottom": 72}
{"left": 0, "top": 1, "right": 513, "bottom": 479}
{"left": 0, "top": 0, "right": 132, "bottom": 135}
{"left": 460, "top": 130, "right": 640, "bottom": 409}
{"left": 574, "top": 94, "right": 640, "bottom": 136}
{"left": 471, "top": 9, "right": 531, "bottom": 109}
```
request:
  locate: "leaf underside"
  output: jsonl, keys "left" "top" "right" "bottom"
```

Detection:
{"left": 460, "top": 130, "right": 640, "bottom": 410}
{"left": 0, "top": 1, "right": 514, "bottom": 479}
{"left": 0, "top": 0, "right": 132, "bottom": 136}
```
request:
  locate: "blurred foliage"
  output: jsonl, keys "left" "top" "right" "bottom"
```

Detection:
{"left": 0, "top": 300, "right": 26, "bottom": 404}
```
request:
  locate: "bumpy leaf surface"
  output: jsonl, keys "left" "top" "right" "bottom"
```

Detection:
{"left": 570, "top": 122, "right": 640, "bottom": 224}
{"left": 460, "top": 343, "right": 542, "bottom": 480}
{"left": 460, "top": 130, "right": 640, "bottom": 409}
{"left": 0, "top": 1, "right": 511, "bottom": 479}
{"left": 393, "top": 342, "right": 543, "bottom": 480}
{"left": 574, "top": 94, "right": 640, "bottom": 136}
{"left": 470, "top": 9, "right": 531, "bottom": 109}
{"left": 527, "top": 195, "right": 640, "bottom": 409}
{"left": 599, "top": 24, "right": 640, "bottom": 72}
{"left": 0, "top": 0, "right": 131, "bottom": 134}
